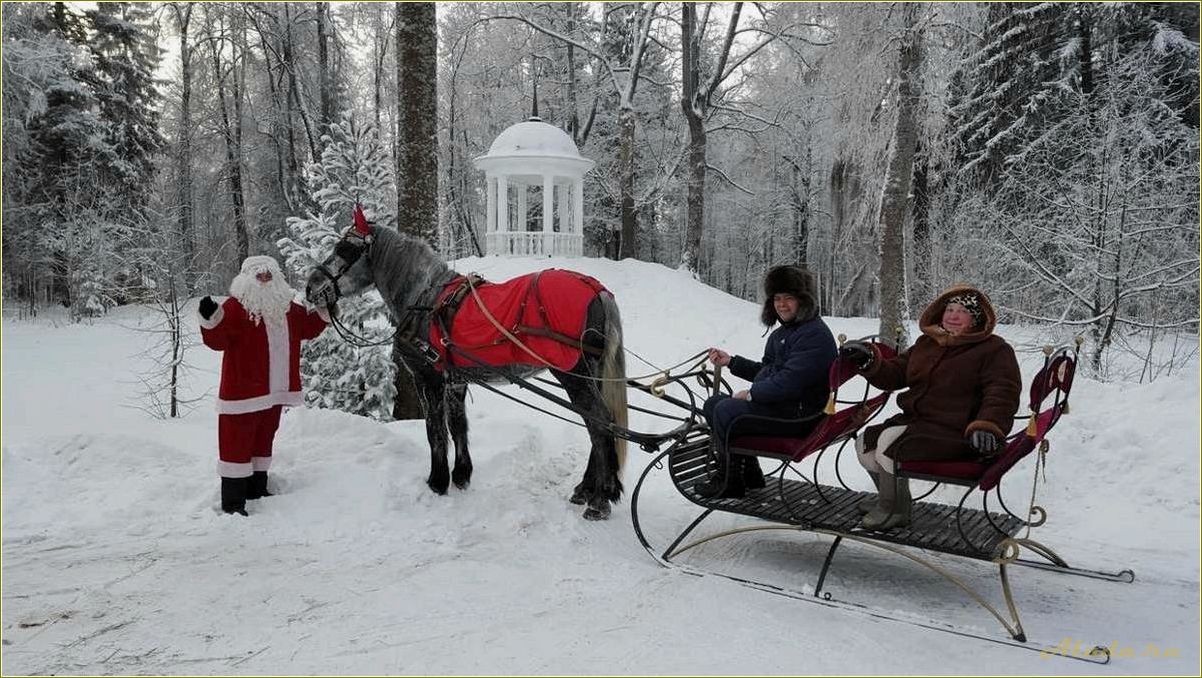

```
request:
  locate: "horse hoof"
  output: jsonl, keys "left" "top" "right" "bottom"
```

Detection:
{"left": 582, "top": 505, "right": 610, "bottom": 521}
{"left": 427, "top": 479, "right": 449, "bottom": 495}
{"left": 569, "top": 485, "right": 590, "bottom": 505}
{"left": 451, "top": 468, "right": 472, "bottom": 490}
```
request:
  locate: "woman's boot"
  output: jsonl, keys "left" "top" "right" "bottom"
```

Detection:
{"left": 859, "top": 474, "right": 910, "bottom": 530}
{"left": 857, "top": 471, "right": 881, "bottom": 514}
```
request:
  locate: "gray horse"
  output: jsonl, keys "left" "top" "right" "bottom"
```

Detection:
{"left": 305, "top": 217, "right": 629, "bottom": 520}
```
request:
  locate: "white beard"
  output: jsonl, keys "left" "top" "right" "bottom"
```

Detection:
{"left": 230, "top": 273, "right": 296, "bottom": 326}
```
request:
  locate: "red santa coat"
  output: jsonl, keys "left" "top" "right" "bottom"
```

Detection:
{"left": 199, "top": 297, "right": 328, "bottom": 414}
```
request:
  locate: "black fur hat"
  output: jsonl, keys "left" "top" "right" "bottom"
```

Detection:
{"left": 761, "top": 265, "right": 818, "bottom": 326}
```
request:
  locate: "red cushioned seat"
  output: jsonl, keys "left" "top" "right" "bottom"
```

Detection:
{"left": 729, "top": 436, "right": 809, "bottom": 458}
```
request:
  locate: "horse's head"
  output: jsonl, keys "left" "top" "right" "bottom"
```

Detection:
{"left": 305, "top": 205, "right": 377, "bottom": 308}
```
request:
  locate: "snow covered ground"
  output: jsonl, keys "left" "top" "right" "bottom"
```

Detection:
{"left": 3, "top": 256, "right": 1199, "bottom": 675}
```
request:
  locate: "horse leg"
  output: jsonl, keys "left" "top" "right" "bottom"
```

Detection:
{"left": 447, "top": 381, "right": 472, "bottom": 489}
{"left": 557, "top": 365, "right": 622, "bottom": 520}
{"left": 569, "top": 370, "right": 599, "bottom": 506}
{"left": 417, "top": 371, "right": 451, "bottom": 495}
{"left": 569, "top": 455, "right": 597, "bottom": 506}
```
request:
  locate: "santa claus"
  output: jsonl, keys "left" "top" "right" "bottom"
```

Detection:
{"left": 198, "top": 255, "right": 329, "bottom": 516}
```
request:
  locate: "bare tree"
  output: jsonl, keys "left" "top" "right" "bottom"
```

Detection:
{"left": 203, "top": 4, "right": 250, "bottom": 263}
{"left": 166, "top": 2, "right": 197, "bottom": 292}
{"left": 876, "top": 3, "right": 922, "bottom": 347}
{"left": 679, "top": 2, "right": 785, "bottom": 274}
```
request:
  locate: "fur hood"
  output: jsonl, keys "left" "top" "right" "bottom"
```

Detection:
{"left": 761, "top": 265, "right": 819, "bottom": 326}
{"left": 919, "top": 284, "right": 998, "bottom": 346}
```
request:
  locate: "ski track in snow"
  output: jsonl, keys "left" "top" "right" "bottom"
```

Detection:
{"left": 3, "top": 256, "right": 1198, "bottom": 675}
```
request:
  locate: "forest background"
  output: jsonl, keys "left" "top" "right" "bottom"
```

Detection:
{"left": 2, "top": 1, "right": 1198, "bottom": 420}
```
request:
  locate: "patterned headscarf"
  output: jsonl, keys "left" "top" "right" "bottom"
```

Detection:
{"left": 945, "top": 292, "right": 984, "bottom": 326}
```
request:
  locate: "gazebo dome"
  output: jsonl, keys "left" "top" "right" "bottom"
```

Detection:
{"left": 474, "top": 117, "right": 594, "bottom": 258}
{"left": 484, "top": 118, "right": 585, "bottom": 159}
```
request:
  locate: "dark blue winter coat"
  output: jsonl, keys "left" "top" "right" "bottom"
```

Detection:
{"left": 728, "top": 316, "right": 837, "bottom": 415}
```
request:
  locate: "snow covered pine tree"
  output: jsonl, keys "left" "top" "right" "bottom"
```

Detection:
{"left": 278, "top": 114, "right": 399, "bottom": 421}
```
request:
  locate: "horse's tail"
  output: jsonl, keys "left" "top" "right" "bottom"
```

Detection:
{"left": 599, "top": 292, "right": 628, "bottom": 475}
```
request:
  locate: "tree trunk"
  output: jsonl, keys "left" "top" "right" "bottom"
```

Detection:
{"left": 828, "top": 158, "right": 855, "bottom": 314}
{"left": 910, "top": 144, "right": 932, "bottom": 304}
{"left": 790, "top": 148, "right": 811, "bottom": 269}
{"left": 209, "top": 8, "right": 249, "bottom": 263}
{"left": 173, "top": 3, "right": 196, "bottom": 293}
{"left": 565, "top": 3, "right": 581, "bottom": 140}
{"left": 395, "top": 1, "right": 438, "bottom": 244}
{"left": 317, "top": 2, "right": 334, "bottom": 130}
{"left": 679, "top": 2, "right": 704, "bottom": 274}
{"left": 283, "top": 4, "right": 319, "bottom": 165}
{"left": 876, "top": 4, "right": 922, "bottom": 348}
{"left": 372, "top": 3, "right": 390, "bottom": 131}
{"left": 168, "top": 278, "right": 181, "bottom": 418}
{"left": 392, "top": 1, "right": 438, "bottom": 420}
{"left": 617, "top": 108, "right": 638, "bottom": 260}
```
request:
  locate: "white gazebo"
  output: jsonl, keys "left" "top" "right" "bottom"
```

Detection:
{"left": 474, "top": 117, "right": 594, "bottom": 257}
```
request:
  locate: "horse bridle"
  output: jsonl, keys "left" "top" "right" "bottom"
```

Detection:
{"left": 309, "top": 227, "right": 373, "bottom": 308}
{"left": 307, "top": 227, "right": 406, "bottom": 349}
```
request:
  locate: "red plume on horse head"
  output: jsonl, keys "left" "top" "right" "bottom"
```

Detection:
{"left": 352, "top": 204, "right": 371, "bottom": 236}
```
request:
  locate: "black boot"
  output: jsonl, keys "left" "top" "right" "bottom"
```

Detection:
{"left": 247, "top": 471, "right": 273, "bottom": 500}
{"left": 696, "top": 454, "right": 747, "bottom": 499}
{"left": 221, "top": 476, "right": 249, "bottom": 516}
{"left": 743, "top": 455, "right": 766, "bottom": 489}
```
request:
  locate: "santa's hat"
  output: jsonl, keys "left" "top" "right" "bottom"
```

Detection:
{"left": 240, "top": 255, "right": 282, "bottom": 275}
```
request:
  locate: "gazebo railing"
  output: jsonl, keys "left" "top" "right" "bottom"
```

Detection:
{"left": 487, "top": 231, "right": 582, "bottom": 257}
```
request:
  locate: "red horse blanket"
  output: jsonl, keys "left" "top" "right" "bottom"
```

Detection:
{"left": 429, "top": 269, "right": 609, "bottom": 371}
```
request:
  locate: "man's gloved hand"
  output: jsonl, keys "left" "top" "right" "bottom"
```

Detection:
{"left": 199, "top": 296, "right": 218, "bottom": 320}
{"left": 838, "top": 340, "right": 874, "bottom": 370}
{"left": 969, "top": 429, "right": 1001, "bottom": 456}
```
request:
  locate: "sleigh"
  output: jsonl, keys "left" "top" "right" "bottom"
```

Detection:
{"left": 629, "top": 337, "right": 1134, "bottom": 661}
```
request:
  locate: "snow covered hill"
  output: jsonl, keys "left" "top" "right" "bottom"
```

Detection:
{"left": 2, "top": 256, "right": 1198, "bottom": 675}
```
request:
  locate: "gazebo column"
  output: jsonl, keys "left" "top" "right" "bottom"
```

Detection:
{"left": 542, "top": 174, "right": 554, "bottom": 255}
{"left": 557, "top": 182, "right": 569, "bottom": 235}
{"left": 573, "top": 179, "right": 585, "bottom": 257}
{"left": 516, "top": 183, "right": 528, "bottom": 254}
{"left": 487, "top": 176, "right": 497, "bottom": 232}
{"left": 497, "top": 174, "right": 509, "bottom": 255}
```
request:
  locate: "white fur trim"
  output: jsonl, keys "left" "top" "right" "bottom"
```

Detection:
{"left": 219, "top": 461, "right": 253, "bottom": 478}
{"left": 198, "top": 302, "right": 225, "bottom": 330}
{"left": 216, "top": 391, "right": 304, "bottom": 415}
{"left": 241, "top": 255, "right": 281, "bottom": 275}
{"left": 266, "top": 317, "right": 290, "bottom": 394}
{"left": 316, "top": 306, "right": 331, "bottom": 323}
{"left": 252, "top": 456, "right": 273, "bottom": 472}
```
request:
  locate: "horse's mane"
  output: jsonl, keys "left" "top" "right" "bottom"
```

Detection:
{"left": 369, "top": 225, "right": 458, "bottom": 324}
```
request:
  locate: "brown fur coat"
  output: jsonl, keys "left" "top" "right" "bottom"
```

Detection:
{"left": 862, "top": 285, "right": 1022, "bottom": 462}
